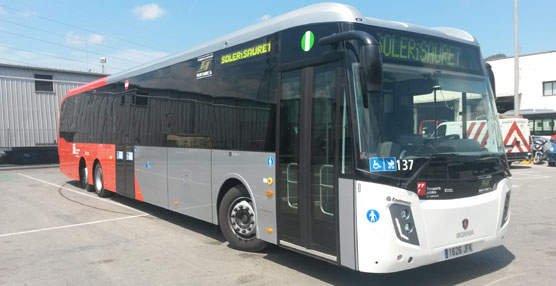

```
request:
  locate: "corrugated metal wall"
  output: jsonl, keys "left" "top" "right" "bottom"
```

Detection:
{"left": 0, "top": 66, "right": 103, "bottom": 148}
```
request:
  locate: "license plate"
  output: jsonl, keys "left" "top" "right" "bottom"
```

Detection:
{"left": 444, "top": 243, "right": 473, "bottom": 259}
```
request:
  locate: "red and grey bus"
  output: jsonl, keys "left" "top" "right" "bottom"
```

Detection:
{"left": 59, "top": 3, "right": 511, "bottom": 273}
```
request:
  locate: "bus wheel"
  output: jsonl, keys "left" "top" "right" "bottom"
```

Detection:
{"left": 219, "top": 186, "right": 268, "bottom": 252}
{"left": 79, "top": 163, "right": 93, "bottom": 191}
{"left": 93, "top": 163, "right": 111, "bottom": 198}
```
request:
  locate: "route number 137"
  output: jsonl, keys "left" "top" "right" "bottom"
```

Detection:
{"left": 397, "top": 159, "right": 414, "bottom": 171}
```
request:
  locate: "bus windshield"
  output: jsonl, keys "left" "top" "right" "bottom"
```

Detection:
{"left": 352, "top": 63, "right": 506, "bottom": 182}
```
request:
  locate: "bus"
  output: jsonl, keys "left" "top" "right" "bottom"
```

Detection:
{"left": 58, "top": 3, "right": 512, "bottom": 273}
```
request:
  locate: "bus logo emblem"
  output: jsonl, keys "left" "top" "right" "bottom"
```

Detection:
{"left": 417, "top": 182, "right": 426, "bottom": 196}
{"left": 462, "top": 219, "right": 469, "bottom": 230}
{"left": 367, "top": 209, "right": 380, "bottom": 223}
{"left": 267, "top": 156, "right": 274, "bottom": 167}
{"left": 301, "top": 31, "right": 314, "bottom": 52}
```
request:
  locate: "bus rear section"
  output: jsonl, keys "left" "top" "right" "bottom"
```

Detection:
{"left": 499, "top": 117, "right": 531, "bottom": 163}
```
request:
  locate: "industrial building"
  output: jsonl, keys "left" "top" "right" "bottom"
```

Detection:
{"left": 487, "top": 50, "right": 556, "bottom": 114}
{"left": 0, "top": 63, "right": 104, "bottom": 162}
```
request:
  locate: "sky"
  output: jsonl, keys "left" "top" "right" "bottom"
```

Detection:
{"left": 0, "top": 0, "right": 554, "bottom": 74}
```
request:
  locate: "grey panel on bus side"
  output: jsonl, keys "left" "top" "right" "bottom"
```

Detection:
{"left": 167, "top": 148, "right": 213, "bottom": 223}
{"left": 338, "top": 178, "right": 356, "bottom": 270}
{"left": 134, "top": 146, "right": 169, "bottom": 208}
{"left": 211, "top": 150, "right": 276, "bottom": 244}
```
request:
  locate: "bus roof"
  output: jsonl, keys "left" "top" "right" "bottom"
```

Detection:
{"left": 107, "top": 3, "right": 479, "bottom": 84}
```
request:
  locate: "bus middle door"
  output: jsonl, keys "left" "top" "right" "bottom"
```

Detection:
{"left": 115, "top": 92, "right": 135, "bottom": 198}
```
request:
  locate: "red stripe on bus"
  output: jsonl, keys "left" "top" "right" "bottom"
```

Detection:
{"left": 134, "top": 176, "right": 145, "bottom": 202}
{"left": 61, "top": 76, "right": 108, "bottom": 106}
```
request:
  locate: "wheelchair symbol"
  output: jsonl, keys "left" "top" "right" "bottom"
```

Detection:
{"left": 369, "top": 158, "right": 385, "bottom": 171}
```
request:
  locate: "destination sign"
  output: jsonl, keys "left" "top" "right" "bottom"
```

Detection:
{"left": 221, "top": 42, "right": 271, "bottom": 64}
{"left": 361, "top": 26, "right": 482, "bottom": 73}
{"left": 377, "top": 32, "right": 462, "bottom": 66}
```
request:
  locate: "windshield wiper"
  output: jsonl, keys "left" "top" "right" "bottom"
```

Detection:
{"left": 400, "top": 153, "right": 458, "bottom": 189}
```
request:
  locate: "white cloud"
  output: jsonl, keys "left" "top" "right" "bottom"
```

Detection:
{"left": 133, "top": 4, "right": 165, "bottom": 20}
{"left": 258, "top": 14, "right": 271, "bottom": 22}
{"left": 64, "top": 32, "right": 83, "bottom": 46}
{"left": 88, "top": 33, "right": 105, "bottom": 44}
{"left": 18, "top": 10, "right": 37, "bottom": 17}
{"left": 65, "top": 32, "right": 105, "bottom": 46}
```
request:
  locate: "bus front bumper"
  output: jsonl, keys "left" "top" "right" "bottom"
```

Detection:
{"left": 353, "top": 178, "right": 511, "bottom": 273}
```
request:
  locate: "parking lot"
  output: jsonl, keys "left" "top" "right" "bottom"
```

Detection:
{"left": 1, "top": 164, "right": 555, "bottom": 285}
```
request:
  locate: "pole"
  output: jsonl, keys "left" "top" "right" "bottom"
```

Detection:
{"left": 514, "top": 0, "right": 519, "bottom": 116}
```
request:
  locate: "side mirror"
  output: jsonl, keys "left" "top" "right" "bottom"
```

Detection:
{"left": 319, "top": 31, "right": 383, "bottom": 93}
{"left": 359, "top": 41, "right": 383, "bottom": 93}
{"left": 550, "top": 138, "right": 555, "bottom": 143}
{"left": 485, "top": 62, "right": 496, "bottom": 96}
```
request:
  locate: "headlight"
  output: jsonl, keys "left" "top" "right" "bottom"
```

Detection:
{"left": 501, "top": 191, "right": 511, "bottom": 227}
{"left": 389, "top": 204, "right": 419, "bottom": 245}
{"left": 549, "top": 145, "right": 554, "bottom": 152}
{"left": 403, "top": 222, "right": 414, "bottom": 233}
{"left": 400, "top": 209, "right": 411, "bottom": 220}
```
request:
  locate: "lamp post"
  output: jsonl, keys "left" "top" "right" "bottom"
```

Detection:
{"left": 99, "top": 57, "right": 106, "bottom": 74}
{"left": 514, "top": 0, "right": 519, "bottom": 116}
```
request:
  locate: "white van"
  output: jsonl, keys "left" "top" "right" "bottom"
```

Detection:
{"left": 436, "top": 118, "right": 531, "bottom": 163}
{"left": 498, "top": 117, "right": 531, "bottom": 163}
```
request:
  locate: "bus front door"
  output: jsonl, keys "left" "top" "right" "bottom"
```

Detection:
{"left": 277, "top": 61, "right": 339, "bottom": 258}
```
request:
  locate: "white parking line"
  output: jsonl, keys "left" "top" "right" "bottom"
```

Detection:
{"left": 0, "top": 214, "right": 149, "bottom": 238}
{"left": 511, "top": 170, "right": 556, "bottom": 175}
{"left": 17, "top": 173, "right": 146, "bottom": 214}
{"left": 482, "top": 272, "right": 527, "bottom": 286}
{"left": 511, "top": 176, "right": 550, "bottom": 180}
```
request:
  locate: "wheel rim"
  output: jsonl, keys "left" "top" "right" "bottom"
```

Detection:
{"left": 228, "top": 197, "right": 256, "bottom": 240}
{"left": 95, "top": 167, "right": 103, "bottom": 191}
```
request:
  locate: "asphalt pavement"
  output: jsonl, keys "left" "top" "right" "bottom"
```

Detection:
{"left": 0, "top": 164, "right": 555, "bottom": 285}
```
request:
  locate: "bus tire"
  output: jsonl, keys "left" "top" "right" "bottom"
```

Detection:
{"left": 549, "top": 162, "right": 555, "bottom": 167}
{"left": 79, "top": 162, "right": 93, "bottom": 191}
{"left": 93, "top": 163, "right": 111, "bottom": 198}
{"left": 219, "top": 185, "right": 268, "bottom": 252}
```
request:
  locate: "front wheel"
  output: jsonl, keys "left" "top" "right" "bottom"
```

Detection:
{"left": 533, "top": 151, "right": 544, "bottom": 164}
{"left": 549, "top": 162, "right": 556, "bottom": 167}
{"left": 218, "top": 186, "right": 268, "bottom": 252}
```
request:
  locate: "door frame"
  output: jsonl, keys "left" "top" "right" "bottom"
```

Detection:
{"left": 275, "top": 56, "right": 345, "bottom": 260}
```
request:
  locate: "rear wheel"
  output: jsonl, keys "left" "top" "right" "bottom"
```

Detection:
{"left": 219, "top": 186, "right": 268, "bottom": 252}
{"left": 94, "top": 163, "right": 111, "bottom": 197}
{"left": 79, "top": 163, "right": 93, "bottom": 191}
